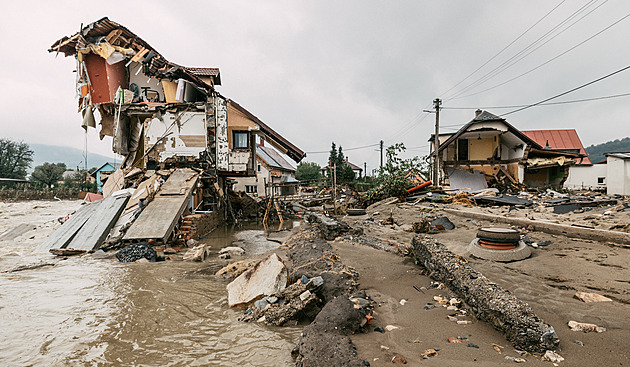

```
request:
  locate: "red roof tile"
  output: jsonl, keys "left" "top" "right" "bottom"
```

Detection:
{"left": 522, "top": 129, "right": 592, "bottom": 165}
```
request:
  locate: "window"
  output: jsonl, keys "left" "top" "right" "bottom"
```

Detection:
{"left": 457, "top": 139, "right": 469, "bottom": 161}
{"left": 257, "top": 164, "right": 261, "bottom": 172}
{"left": 245, "top": 185, "right": 258, "bottom": 193}
{"left": 597, "top": 177, "right": 605, "bottom": 185}
{"left": 233, "top": 131, "right": 249, "bottom": 149}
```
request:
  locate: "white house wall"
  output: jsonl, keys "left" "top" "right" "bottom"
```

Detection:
{"left": 145, "top": 111, "right": 207, "bottom": 162}
{"left": 606, "top": 157, "right": 630, "bottom": 195}
{"left": 564, "top": 164, "right": 607, "bottom": 190}
{"left": 128, "top": 62, "right": 165, "bottom": 102}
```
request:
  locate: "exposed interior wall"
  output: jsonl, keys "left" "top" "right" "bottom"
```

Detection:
{"left": 468, "top": 137, "right": 496, "bottom": 160}
{"left": 523, "top": 168, "right": 548, "bottom": 187}
{"left": 84, "top": 54, "right": 128, "bottom": 104}
{"left": 128, "top": 62, "right": 165, "bottom": 102}
{"left": 144, "top": 111, "right": 207, "bottom": 162}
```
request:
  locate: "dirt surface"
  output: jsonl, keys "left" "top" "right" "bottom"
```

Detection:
{"left": 338, "top": 198, "right": 630, "bottom": 366}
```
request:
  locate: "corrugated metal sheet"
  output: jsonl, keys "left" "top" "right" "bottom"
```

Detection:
{"left": 522, "top": 129, "right": 592, "bottom": 165}
{"left": 257, "top": 145, "right": 295, "bottom": 171}
{"left": 605, "top": 152, "right": 630, "bottom": 160}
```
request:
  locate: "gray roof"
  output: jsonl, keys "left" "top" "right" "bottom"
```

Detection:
{"left": 605, "top": 152, "right": 630, "bottom": 160}
{"left": 257, "top": 145, "right": 296, "bottom": 171}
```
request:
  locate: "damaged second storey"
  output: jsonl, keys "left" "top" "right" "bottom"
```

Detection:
{"left": 49, "top": 17, "right": 305, "bottom": 180}
{"left": 431, "top": 110, "right": 584, "bottom": 189}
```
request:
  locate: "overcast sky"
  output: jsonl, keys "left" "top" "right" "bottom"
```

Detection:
{"left": 2, "top": 1, "right": 630, "bottom": 173}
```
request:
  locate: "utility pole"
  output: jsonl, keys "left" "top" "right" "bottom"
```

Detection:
{"left": 332, "top": 163, "right": 337, "bottom": 215}
{"left": 379, "top": 140, "right": 384, "bottom": 169}
{"left": 363, "top": 162, "right": 367, "bottom": 181}
{"left": 433, "top": 98, "right": 441, "bottom": 186}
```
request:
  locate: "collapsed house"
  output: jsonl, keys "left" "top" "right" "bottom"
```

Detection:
{"left": 44, "top": 17, "right": 304, "bottom": 250}
{"left": 430, "top": 110, "right": 583, "bottom": 190}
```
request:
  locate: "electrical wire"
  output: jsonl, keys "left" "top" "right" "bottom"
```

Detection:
{"left": 438, "top": 0, "right": 566, "bottom": 100}
{"left": 454, "top": 5, "right": 630, "bottom": 100}
{"left": 445, "top": 0, "right": 603, "bottom": 101}
{"left": 305, "top": 142, "right": 380, "bottom": 154}
{"left": 501, "top": 63, "right": 630, "bottom": 116}
{"left": 442, "top": 91, "right": 630, "bottom": 110}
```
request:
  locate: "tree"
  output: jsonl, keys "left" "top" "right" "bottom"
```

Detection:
{"left": 327, "top": 142, "right": 355, "bottom": 182}
{"left": 295, "top": 162, "right": 322, "bottom": 182}
{"left": 366, "top": 143, "right": 425, "bottom": 204}
{"left": 0, "top": 138, "right": 33, "bottom": 179}
{"left": 31, "top": 162, "right": 67, "bottom": 188}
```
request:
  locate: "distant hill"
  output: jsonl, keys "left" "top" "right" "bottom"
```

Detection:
{"left": 29, "top": 143, "right": 119, "bottom": 172}
{"left": 585, "top": 137, "right": 630, "bottom": 164}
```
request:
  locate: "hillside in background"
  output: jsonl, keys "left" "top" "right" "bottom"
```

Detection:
{"left": 585, "top": 137, "right": 630, "bottom": 164}
{"left": 29, "top": 143, "right": 119, "bottom": 172}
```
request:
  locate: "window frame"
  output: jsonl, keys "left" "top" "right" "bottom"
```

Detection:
{"left": 232, "top": 131, "right": 249, "bottom": 149}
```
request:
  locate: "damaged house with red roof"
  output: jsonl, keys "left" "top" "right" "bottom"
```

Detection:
{"left": 42, "top": 17, "right": 304, "bottom": 252}
{"left": 430, "top": 110, "right": 584, "bottom": 190}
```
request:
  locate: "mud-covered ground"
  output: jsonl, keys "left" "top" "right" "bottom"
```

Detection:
{"left": 337, "top": 198, "right": 630, "bottom": 366}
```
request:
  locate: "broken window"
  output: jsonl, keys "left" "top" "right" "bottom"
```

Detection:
{"left": 233, "top": 131, "right": 249, "bottom": 149}
{"left": 457, "top": 139, "right": 469, "bottom": 161}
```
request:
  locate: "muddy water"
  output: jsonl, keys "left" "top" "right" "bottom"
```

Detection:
{"left": 0, "top": 222, "right": 300, "bottom": 366}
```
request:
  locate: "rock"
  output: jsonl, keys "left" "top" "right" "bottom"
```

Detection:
{"left": 505, "top": 356, "right": 526, "bottom": 363}
{"left": 116, "top": 242, "right": 157, "bottom": 262}
{"left": 421, "top": 349, "right": 438, "bottom": 358}
{"left": 215, "top": 260, "right": 255, "bottom": 280}
{"left": 574, "top": 291, "right": 612, "bottom": 303}
{"left": 183, "top": 244, "right": 208, "bottom": 261}
{"left": 573, "top": 340, "right": 584, "bottom": 346}
{"left": 385, "top": 325, "right": 398, "bottom": 331}
{"left": 374, "top": 326, "right": 385, "bottom": 333}
{"left": 226, "top": 253, "right": 288, "bottom": 307}
{"left": 219, "top": 246, "right": 245, "bottom": 257}
{"left": 543, "top": 350, "right": 564, "bottom": 363}
{"left": 448, "top": 337, "right": 462, "bottom": 343}
{"left": 391, "top": 355, "right": 407, "bottom": 364}
{"left": 254, "top": 298, "right": 269, "bottom": 310}
{"left": 400, "top": 224, "right": 414, "bottom": 232}
{"left": 309, "top": 275, "right": 324, "bottom": 288}
{"left": 567, "top": 320, "right": 606, "bottom": 333}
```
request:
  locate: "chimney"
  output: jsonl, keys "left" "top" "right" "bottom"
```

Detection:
{"left": 475, "top": 109, "right": 482, "bottom": 118}
{"left": 346, "top": 156, "right": 349, "bottom": 162}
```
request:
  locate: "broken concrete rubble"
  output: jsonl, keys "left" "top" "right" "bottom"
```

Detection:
{"left": 412, "top": 235, "right": 559, "bottom": 353}
{"left": 226, "top": 253, "right": 288, "bottom": 307}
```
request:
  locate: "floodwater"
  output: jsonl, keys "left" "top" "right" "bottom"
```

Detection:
{"left": 0, "top": 221, "right": 300, "bottom": 366}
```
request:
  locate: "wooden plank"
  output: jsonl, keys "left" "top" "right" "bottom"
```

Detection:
{"left": 36, "top": 201, "right": 101, "bottom": 252}
{"left": 123, "top": 171, "right": 198, "bottom": 242}
{"left": 102, "top": 168, "right": 124, "bottom": 197}
{"left": 67, "top": 193, "right": 130, "bottom": 251}
{"left": 130, "top": 47, "right": 149, "bottom": 63}
{"left": 159, "top": 169, "right": 198, "bottom": 195}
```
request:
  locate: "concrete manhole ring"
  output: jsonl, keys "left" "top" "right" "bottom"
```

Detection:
{"left": 477, "top": 227, "right": 521, "bottom": 242}
{"left": 467, "top": 238, "right": 531, "bottom": 262}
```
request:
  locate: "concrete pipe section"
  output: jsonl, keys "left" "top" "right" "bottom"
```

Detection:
{"left": 467, "top": 227, "right": 531, "bottom": 262}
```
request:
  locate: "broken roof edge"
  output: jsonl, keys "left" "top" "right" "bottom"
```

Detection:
{"left": 432, "top": 110, "right": 542, "bottom": 156}
{"left": 227, "top": 99, "right": 306, "bottom": 163}
{"left": 48, "top": 17, "right": 218, "bottom": 90}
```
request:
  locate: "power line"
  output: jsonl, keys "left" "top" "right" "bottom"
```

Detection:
{"left": 305, "top": 142, "right": 380, "bottom": 154}
{"left": 442, "top": 91, "right": 630, "bottom": 110}
{"left": 438, "top": 0, "right": 566, "bottom": 100}
{"left": 454, "top": 5, "right": 630, "bottom": 100}
{"left": 445, "top": 0, "right": 603, "bottom": 101}
{"left": 501, "top": 63, "right": 630, "bottom": 116}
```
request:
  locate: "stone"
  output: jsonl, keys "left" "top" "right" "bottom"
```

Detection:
{"left": 505, "top": 356, "right": 526, "bottom": 363}
{"left": 567, "top": 320, "right": 606, "bottom": 333}
{"left": 385, "top": 325, "right": 398, "bottom": 331}
{"left": 219, "top": 246, "right": 245, "bottom": 257}
{"left": 254, "top": 298, "right": 269, "bottom": 310}
{"left": 183, "top": 244, "right": 208, "bottom": 261}
{"left": 309, "top": 275, "right": 324, "bottom": 287}
{"left": 227, "top": 253, "right": 288, "bottom": 307}
{"left": 543, "top": 350, "right": 564, "bottom": 363}
{"left": 574, "top": 291, "right": 612, "bottom": 303}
